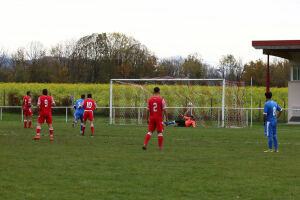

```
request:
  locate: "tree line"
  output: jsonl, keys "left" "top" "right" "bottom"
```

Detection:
{"left": 0, "top": 32, "right": 290, "bottom": 87}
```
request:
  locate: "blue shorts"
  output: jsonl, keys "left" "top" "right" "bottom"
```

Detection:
{"left": 265, "top": 121, "right": 277, "bottom": 137}
{"left": 75, "top": 112, "right": 84, "bottom": 122}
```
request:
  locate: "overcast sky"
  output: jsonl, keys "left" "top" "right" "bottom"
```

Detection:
{"left": 1, "top": 0, "right": 300, "bottom": 65}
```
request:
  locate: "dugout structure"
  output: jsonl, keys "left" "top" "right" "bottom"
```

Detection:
{"left": 253, "top": 40, "right": 300, "bottom": 124}
{"left": 109, "top": 79, "right": 247, "bottom": 128}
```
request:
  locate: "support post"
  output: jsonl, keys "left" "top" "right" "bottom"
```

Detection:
{"left": 109, "top": 80, "right": 113, "bottom": 125}
{"left": 251, "top": 76, "right": 253, "bottom": 128}
{"left": 222, "top": 79, "right": 225, "bottom": 127}
{"left": 21, "top": 108, "right": 23, "bottom": 121}
{"left": 266, "top": 54, "right": 270, "bottom": 92}
{"left": 284, "top": 100, "right": 286, "bottom": 122}
{"left": 0, "top": 107, "right": 2, "bottom": 120}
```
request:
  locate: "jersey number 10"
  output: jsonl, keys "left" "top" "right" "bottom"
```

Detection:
{"left": 44, "top": 100, "right": 48, "bottom": 107}
{"left": 87, "top": 102, "right": 93, "bottom": 109}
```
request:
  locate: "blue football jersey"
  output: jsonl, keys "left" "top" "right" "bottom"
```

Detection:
{"left": 74, "top": 99, "right": 84, "bottom": 114}
{"left": 263, "top": 100, "right": 282, "bottom": 122}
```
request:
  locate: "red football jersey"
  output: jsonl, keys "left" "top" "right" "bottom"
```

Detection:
{"left": 82, "top": 98, "right": 97, "bottom": 111}
{"left": 23, "top": 96, "right": 32, "bottom": 110}
{"left": 147, "top": 97, "right": 166, "bottom": 119}
{"left": 38, "top": 95, "right": 55, "bottom": 113}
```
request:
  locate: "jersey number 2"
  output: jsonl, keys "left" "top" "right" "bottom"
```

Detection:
{"left": 153, "top": 103, "right": 157, "bottom": 112}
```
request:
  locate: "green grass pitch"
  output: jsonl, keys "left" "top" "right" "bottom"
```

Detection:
{"left": 0, "top": 115, "right": 299, "bottom": 200}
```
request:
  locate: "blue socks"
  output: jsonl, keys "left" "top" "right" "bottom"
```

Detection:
{"left": 268, "top": 136, "right": 278, "bottom": 149}
{"left": 268, "top": 136, "right": 273, "bottom": 149}
{"left": 166, "top": 121, "right": 175, "bottom": 126}
{"left": 273, "top": 136, "right": 278, "bottom": 149}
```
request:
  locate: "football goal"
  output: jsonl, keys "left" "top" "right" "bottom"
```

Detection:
{"left": 109, "top": 78, "right": 247, "bottom": 128}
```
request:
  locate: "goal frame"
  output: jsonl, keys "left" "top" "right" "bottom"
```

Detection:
{"left": 109, "top": 78, "right": 226, "bottom": 127}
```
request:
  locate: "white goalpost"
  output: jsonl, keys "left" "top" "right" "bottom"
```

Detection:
{"left": 109, "top": 78, "right": 247, "bottom": 128}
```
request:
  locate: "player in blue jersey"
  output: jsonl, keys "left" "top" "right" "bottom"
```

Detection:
{"left": 72, "top": 94, "right": 85, "bottom": 134}
{"left": 263, "top": 91, "right": 283, "bottom": 153}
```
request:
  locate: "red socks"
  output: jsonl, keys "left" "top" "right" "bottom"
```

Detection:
{"left": 91, "top": 125, "right": 94, "bottom": 136}
{"left": 35, "top": 126, "right": 54, "bottom": 139}
{"left": 82, "top": 125, "right": 86, "bottom": 135}
{"left": 158, "top": 133, "right": 163, "bottom": 148}
{"left": 24, "top": 120, "right": 27, "bottom": 128}
{"left": 49, "top": 128, "right": 54, "bottom": 137}
{"left": 144, "top": 132, "right": 152, "bottom": 146}
{"left": 36, "top": 126, "right": 41, "bottom": 136}
{"left": 29, "top": 120, "right": 32, "bottom": 128}
{"left": 81, "top": 124, "right": 94, "bottom": 136}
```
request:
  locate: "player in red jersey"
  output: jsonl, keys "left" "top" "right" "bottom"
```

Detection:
{"left": 142, "top": 87, "right": 168, "bottom": 150}
{"left": 23, "top": 91, "right": 33, "bottom": 128}
{"left": 79, "top": 94, "right": 97, "bottom": 136}
{"left": 33, "top": 89, "right": 56, "bottom": 141}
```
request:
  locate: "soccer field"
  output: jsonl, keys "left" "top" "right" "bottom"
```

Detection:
{"left": 0, "top": 117, "right": 299, "bottom": 200}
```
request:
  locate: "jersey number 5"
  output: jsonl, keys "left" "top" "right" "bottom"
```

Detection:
{"left": 45, "top": 99, "right": 48, "bottom": 107}
{"left": 153, "top": 102, "right": 157, "bottom": 112}
{"left": 273, "top": 107, "right": 276, "bottom": 116}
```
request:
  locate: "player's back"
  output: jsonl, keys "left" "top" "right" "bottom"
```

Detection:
{"left": 148, "top": 97, "right": 166, "bottom": 119}
{"left": 264, "top": 100, "right": 281, "bottom": 122}
{"left": 75, "top": 99, "right": 84, "bottom": 113}
{"left": 38, "top": 95, "right": 54, "bottom": 113}
{"left": 83, "top": 98, "right": 96, "bottom": 111}
{"left": 23, "top": 96, "right": 31, "bottom": 109}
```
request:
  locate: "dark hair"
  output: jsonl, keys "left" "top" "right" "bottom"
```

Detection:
{"left": 191, "top": 115, "right": 194, "bottom": 119}
{"left": 81, "top": 94, "right": 85, "bottom": 99}
{"left": 154, "top": 87, "right": 160, "bottom": 93}
{"left": 43, "top": 89, "right": 48, "bottom": 95}
{"left": 265, "top": 91, "right": 272, "bottom": 99}
{"left": 87, "top": 94, "right": 92, "bottom": 98}
{"left": 27, "top": 91, "right": 30, "bottom": 95}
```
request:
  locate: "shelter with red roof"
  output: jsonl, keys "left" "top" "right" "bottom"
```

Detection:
{"left": 252, "top": 40, "right": 300, "bottom": 124}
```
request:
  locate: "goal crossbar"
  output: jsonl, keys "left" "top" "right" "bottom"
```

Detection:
{"left": 111, "top": 78, "right": 224, "bottom": 81}
{"left": 109, "top": 78, "right": 226, "bottom": 127}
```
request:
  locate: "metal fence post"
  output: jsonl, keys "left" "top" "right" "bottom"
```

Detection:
{"left": 21, "top": 108, "right": 23, "bottom": 121}
{"left": 259, "top": 100, "right": 261, "bottom": 121}
{"left": 246, "top": 110, "right": 248, "bottom": 127}
{"left": 3, "top": 90, "right": 5, "bottom": 106}
{"left": 0, "top": 107, "right": 2, "bottom": 120}
{"left": 66, "top": 107, "right": 68, "bottom": 123}
{"left": 210, "top": 98, "right": 213, "bottom": 118}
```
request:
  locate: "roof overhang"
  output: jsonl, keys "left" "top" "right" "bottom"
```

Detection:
{"left": 252, "top": 40, "right": 300, "bottom": 59}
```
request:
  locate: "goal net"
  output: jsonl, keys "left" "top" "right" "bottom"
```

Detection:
{"left": 109, "top": 78, "right": 247, "bottom": 128}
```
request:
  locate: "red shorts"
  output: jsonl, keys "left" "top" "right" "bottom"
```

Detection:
{"left": 83, "top": 111, "right": 94, "bottom": 121}
{"left": 148, "top": 117, "right": 164, "bottom": 132}
{"left": 24, "top": 108, "right": 33, "bottom": 117}
{"left": 38, "top": 112, "right": 53, "bottom": 124}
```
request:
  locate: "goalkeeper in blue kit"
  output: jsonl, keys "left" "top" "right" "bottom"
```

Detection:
{"left": 263, "top": 91, "right": 283, "bottom": 153}
{"left": 72, "top": 94, "right": 85, "bottom": 134}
